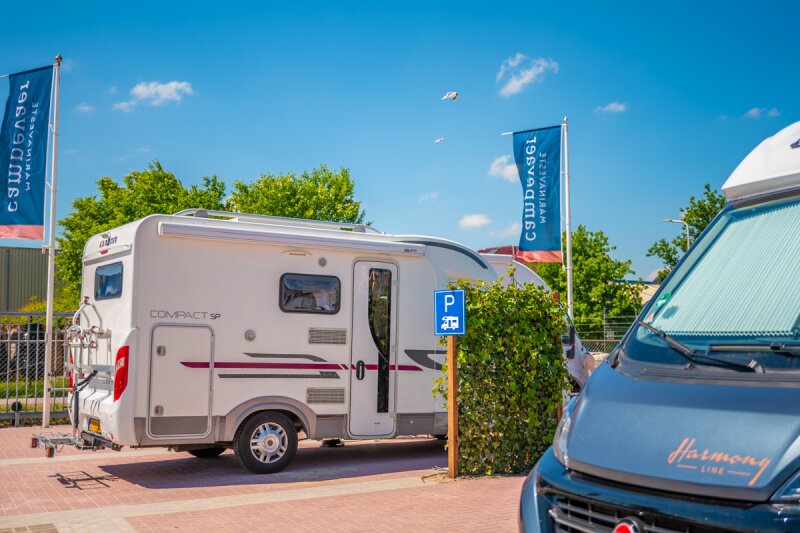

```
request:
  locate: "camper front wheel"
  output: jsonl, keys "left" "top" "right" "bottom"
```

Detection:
{"left": 235, "top": 412, "right": 298, "bottom": 474}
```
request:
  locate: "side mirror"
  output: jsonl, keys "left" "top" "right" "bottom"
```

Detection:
{"left": 562, "top": 325, "right": 576, "bottom": 360}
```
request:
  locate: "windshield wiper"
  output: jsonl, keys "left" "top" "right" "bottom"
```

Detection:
{"left": 636, "top": 320, "right": 764, "bottom": 373}
{"left": 709, "top": 342, "right": 800, "bottom": 357}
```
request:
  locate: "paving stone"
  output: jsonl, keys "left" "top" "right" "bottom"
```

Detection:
{"left": 0, "top": 425, "right": 523, "bottom": 532}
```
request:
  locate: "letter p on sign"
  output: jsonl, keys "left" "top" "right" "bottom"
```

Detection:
{"left": 434, "top": 290, "right": 465, "bottom": 336}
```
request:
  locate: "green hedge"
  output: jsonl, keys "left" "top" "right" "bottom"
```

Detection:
{"left": 435, "top": 271, "right": 570, "bottom": 475}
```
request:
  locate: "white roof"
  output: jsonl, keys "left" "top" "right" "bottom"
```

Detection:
{"left": 722, "top": 120, "right": 800, "bottom": 201}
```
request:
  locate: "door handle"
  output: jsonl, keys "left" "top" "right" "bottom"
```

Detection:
{"left": 355, "top": 360, "right": 365, "bottom": 380}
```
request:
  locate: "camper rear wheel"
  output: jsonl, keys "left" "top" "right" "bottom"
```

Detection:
{"left": 188, "top": 446, "right": 226, "bottom": 459}
{"left": 234, "top": 411, "right": 298, "bottom": 474}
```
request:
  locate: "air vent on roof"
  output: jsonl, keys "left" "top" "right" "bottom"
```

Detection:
{"left": 307, "top": 388, "right": 345, "bottom": 404}
{"left": 308, "top": 328, "right": 347, "bottom": 345}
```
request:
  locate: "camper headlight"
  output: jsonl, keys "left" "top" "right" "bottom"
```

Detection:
{"left": 773, "top": 469, "right": 800, "bottom": 503}
{"left": 553, "top": 396, "right": 578, "bottom": 468}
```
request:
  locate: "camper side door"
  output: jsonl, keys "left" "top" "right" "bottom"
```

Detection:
{"left": 349, "top": 262, "right": 398, "bottom": 437}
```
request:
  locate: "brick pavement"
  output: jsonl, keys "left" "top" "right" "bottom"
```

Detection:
{"left": 0, "top": 425, "right": 524, "bottom": 532}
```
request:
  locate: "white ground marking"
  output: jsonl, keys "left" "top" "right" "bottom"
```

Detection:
{"left": 0, "top": 476, "right": 427, "bottom": 531}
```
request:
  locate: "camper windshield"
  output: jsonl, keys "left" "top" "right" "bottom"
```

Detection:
{"left": 626, "top": 193, "right": 800, "bottom": 371}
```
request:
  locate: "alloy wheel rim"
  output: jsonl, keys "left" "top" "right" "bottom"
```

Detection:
{"left": 250, "top": 422, "right": 288, "bottom": 463}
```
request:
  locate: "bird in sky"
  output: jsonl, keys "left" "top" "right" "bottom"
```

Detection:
{"left": 441, "top": 91, "right": 459, "bottom": 102}
{"left": 434, "top": 137, "right": 445, "bottom": 143}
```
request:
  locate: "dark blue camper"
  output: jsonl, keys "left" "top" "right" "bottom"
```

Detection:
{"left": 520, "top": 122, "right": 800, "bottom": 532}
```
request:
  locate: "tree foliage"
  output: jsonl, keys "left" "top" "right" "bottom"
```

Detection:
{"left": 56, "top": 162, "right": 226, "bottom": 304}
{"left": 228, "top": 165, "right": 366, "bottom": 224}
{"left": 537, "top": 226, "right": 643, "bottom": 322}
{"left": 54, "top": 162, "right": 366, "bottom": 307}
{"left": 646, "top": 184, "right": 727, "bottom": 282}
{"left": 435, "top": 270, "right": 570, "bottom": 475}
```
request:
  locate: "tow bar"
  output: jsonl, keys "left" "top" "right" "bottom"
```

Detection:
{"left": 30, "top": 431, "right": 122, "bottom": 458}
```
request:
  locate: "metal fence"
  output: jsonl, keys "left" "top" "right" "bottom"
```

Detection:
{"left": 1, "top": 312, "right": 74, "bottom": 424}
{"left": 574, "top": 315, "right": 637, "bottom": 354}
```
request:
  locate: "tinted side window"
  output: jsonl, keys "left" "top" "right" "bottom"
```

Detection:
{"left": 95, "top": 262, "right": 123, "bottom": 300}
{"left": 280, "top": 274, "right": 340, "bottom": 314}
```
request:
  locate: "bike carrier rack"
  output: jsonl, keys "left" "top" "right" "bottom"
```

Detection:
{"left": 32, "top": 297, "right": 118, "bottom": 458}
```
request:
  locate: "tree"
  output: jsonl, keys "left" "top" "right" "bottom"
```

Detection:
{"left": 228, "top": 165, "right": 366, "bottom": 224}
{"left": 647, "top": 184, "right": 727, "bottom": 282}
{"left": 56, "top": 162, "right": 226, "bottom": 303}
{"left": 54, "top": 162, "right": 367, "bottom": 307}
{"left": 537, "top": 226, "right": 643, "bottom": 322}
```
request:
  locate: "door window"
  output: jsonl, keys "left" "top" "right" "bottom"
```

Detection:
{"left": 368, "top": 269, "right": 392, "bottom": 413}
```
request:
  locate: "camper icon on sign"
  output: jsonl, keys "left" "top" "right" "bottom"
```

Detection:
{"left": 434, "top": 290, "right": 466, "bottom": 336}
{"left": 441, "top": 315, "right": 460, "bottom": 331}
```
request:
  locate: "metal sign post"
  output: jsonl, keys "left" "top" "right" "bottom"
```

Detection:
{"left": 562, "top": 116, "right": 574, "bottom": 320}
{"left": 42, "top": 55, "right": 62, "bottom": 428}
{"left": 434, "top": 289, "right": 465, "bottom": 478}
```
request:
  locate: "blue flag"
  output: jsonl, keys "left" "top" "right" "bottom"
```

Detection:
{"left": 513, "top": 125, "right": 562, "bottom": 262}
{"left": 0, "top": 66, "right": 53, "bottom": 240}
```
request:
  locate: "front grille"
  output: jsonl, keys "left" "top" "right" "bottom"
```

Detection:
{"left": 550, "top": 496, "right": 717, "bottom": 533}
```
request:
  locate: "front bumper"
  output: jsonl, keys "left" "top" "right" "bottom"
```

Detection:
{"left": 519, "top": 448, "right": 800, "bottom": 533}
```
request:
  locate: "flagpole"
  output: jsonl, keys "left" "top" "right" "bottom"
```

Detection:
{"left": 562, "top": 116, "right": 574, "bottom": 320}
{"left": 42, "top": 55, "right": 61, "bottom": 428}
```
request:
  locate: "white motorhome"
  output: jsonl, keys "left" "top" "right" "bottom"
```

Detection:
{"left": 63, "top": 210, "right": 583, "bottom": 473}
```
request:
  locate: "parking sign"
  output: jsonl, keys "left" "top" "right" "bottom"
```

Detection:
{"left": 434, "top": 289, "right": 465, "bottom": 336}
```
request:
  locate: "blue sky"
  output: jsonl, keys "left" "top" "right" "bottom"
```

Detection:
{"left": 1, "top": 1, "right": 797, "bottom": 279}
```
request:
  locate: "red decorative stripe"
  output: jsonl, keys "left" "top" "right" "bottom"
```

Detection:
{"left": 182, "top": 362, "right": 342, "bottom": 370}
{"left": 181, "top": 361, "right": 423, "bottom": 372}
{"left": 515, "top": 250, "right": 562, "bottom": 263}
{"left": 0, "top": 224, "right": 44, "bottom": 240}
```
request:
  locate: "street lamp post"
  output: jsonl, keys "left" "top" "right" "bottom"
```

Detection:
{"left": 659, "top": 218, "right": 691, "bottom": 251}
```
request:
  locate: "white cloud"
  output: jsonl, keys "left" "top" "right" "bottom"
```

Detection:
{"left": 108, "top": 85, "right": 118, "bottom": 96}
{"left": 62, "top": 148, "right": 77, "bottom": 156}
{"left": 73, "top": 102, "right": 95, "bottom": 113}
{"left": 744, "top": 107, "right": 780, "bottom": 119}
{"left": 418, "top": 191, "right": 440, "bottom": 202}
{"left": 136, "top": 145, "right": 151, "bottom": 154}
{"left": 595, "top": 101, "right": 627, "bottom": 113}
{"left": 496, "top": 54, "right": 558, "bottom": 97}
{"left": 490, "top": 222, "right": 521, "bottom": 238}
{"left": 459, "top": 214, "right": 491, "bottom": 229}
{"left": 496, "top": 52, "right": 526, "bottom": 82}
{"left": 488, "top": 155, "right": 518, "bottom": 183}
{"left": 114, "top": 80, "right": 193, "bottom": 112}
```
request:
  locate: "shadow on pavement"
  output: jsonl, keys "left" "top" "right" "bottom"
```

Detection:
{"left": 100, "top": 438, "right": 446, "bottom": 489}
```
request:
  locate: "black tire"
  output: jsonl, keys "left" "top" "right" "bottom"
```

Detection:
{"left": 433, "top": 434, "right": 447, "bottom": 440}
{"left": 234, "top": 412, "right": 298, "bottom": 474}
{"left": 188, "top": 446, "right": 226, "bottom": 458}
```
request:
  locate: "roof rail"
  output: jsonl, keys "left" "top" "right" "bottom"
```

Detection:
{"left": 173, "top": 208, "right": 381, "bottom": 234}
